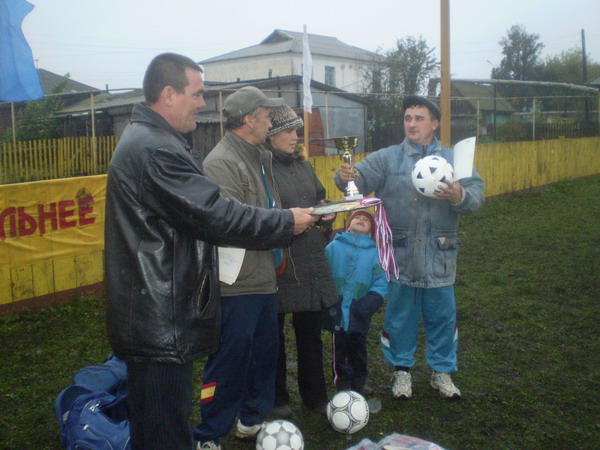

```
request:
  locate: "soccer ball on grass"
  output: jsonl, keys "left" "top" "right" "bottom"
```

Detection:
{"left": 326, "top": 390, "right": 369, "bottom": 434}
{"left": 256, "top": 420, "right": 304, "bottom": 450}
{"left": 411, "top": 155, "right": 454, "bottom": 197}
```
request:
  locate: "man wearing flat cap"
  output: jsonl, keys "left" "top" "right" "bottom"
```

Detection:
{"left": 195, "top": 86, "right": 312, "bottom": 449}
{"left": 336, "top": 95, "right": 484, "bottom": 402}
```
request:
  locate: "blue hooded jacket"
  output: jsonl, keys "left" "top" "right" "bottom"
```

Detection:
{"left": 324, "top": 231, "right": 388, "bottom": 335}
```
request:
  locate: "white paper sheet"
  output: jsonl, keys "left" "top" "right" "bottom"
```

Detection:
{"left": 453, "top": 137, "right": 476, "bottom": 180}
{"left": 218, "top": 247, "right": 245, "bottom": 285}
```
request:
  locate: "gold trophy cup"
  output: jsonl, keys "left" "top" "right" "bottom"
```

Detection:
{"left": 333, "top": 136, "right": 363, "bottom": 200}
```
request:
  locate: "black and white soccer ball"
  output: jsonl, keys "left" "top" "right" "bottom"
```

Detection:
{"left": 326, "top": 390, "right": 369, "bottom": 434}
{"left": 256, "top": 420, "right": 304, "bottom": 450}
{"left": 411, "top": 155, "right": 454, "bottom": 197}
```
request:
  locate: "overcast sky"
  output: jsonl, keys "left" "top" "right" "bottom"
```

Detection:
{"left": 20, "top": 0, "right": 600, "bottom": 91}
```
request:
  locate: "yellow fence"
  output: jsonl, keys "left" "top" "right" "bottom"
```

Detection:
{"left": 1, "top": 137, "right": 599, "bottom": 310}
{"left": 473, "top": 137, "right": 600, "bottom": 197}
{"left": 0, "top": 175, "right": 106, "bottom": 310}
{"left": 0, "top": 136, "right": 117, "bottom": 184}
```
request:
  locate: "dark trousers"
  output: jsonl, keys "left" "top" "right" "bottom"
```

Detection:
{"left": 195, "top": 294, "right": 278, "bottom": 443}
{"left": 126, "top": 360, "right": 194, "bottom": 450}
{"left": 275, "top": 311, "right": 328, "bottom": 410}
{"left": 331, "top": 330, "right": 368, "bottom": 392}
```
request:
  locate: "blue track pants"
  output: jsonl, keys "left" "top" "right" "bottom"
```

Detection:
{"left": 381, "top": 284, "right": 458, "bottom": 373}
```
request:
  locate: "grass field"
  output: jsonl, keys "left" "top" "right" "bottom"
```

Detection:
{"left": 1, "top": 176, "right": 599, "bottom": 449}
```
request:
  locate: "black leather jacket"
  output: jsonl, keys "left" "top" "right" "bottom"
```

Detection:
{"left": 105, "top": 103, "right": 294, "bottom": 364}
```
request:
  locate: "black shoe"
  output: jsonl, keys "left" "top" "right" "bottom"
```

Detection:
{"left": 359, "top": 384, "right": 374, "bottom": 396}
{"left": 272, "top": 404, "right": 293, "bottom": 418}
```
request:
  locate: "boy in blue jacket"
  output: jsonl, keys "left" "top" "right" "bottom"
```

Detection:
{"left": 324, "top": 210, "right": 388, "bottom": 395}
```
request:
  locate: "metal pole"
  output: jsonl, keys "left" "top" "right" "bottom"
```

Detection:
{"left": 303, "top": 110, "right": 310, "bottom": 158}
{"left": 90, "top": 93, "right": 97, "bottom": 172}
{"left": 11, "top": 102, "right": 16, "bottom": 143}
{"left": 325, "top": 92, "right": 330, "bottom": 140}
{"left": 582, "top": 30, "right": 590, "bottom": 122}
{"left": 582, "top": 29, "right": 588, "bottom": 83}
{"left": 218, "top": 91, "right": 224, "bottom": 138}
{"left": 532, "top": 97, "right": 536, "bottom": 141}
{"left": 476, "top": 100, "right": 480, "bottom": 141}
{"left": 493, "top": 84, "right": 497, "bottom": 141}
{"left": 440, "top": 0, "right": 451, "bottom": 146}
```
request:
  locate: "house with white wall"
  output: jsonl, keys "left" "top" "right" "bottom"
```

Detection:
{"left": 199, "top": 29, "right": 382, "bottom": 93}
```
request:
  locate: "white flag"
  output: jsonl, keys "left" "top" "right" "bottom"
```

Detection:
{"left": 302, "top": 25, "right": 313, "bottom": 114}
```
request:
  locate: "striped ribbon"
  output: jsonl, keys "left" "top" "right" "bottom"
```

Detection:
{"left": 360, "top": 197, "right": 399, "bottom": 281}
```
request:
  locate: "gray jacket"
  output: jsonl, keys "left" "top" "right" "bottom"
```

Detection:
{"left": 335, "top": 137, "right": 484, "bottom": 288}
{"left": 203, "top": 131, "right": 282, "bottom": 296}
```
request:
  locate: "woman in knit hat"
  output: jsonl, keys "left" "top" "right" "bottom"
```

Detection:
{"left": 265, "top": 104, "right": 338, "bottom": 417}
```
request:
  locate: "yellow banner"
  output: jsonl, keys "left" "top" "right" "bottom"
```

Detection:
{"left": 0, "top": 175, "right": 106, "bottom": 269}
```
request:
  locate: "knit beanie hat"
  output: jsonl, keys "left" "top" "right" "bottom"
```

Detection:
{"left": 343, "top": 198, "right": 400, "bottom": 282}
{"left": 345, "top": 210, "right": 376, "bottom": 238}
{"left": 268, "top": 105, "right": 304, "bottom": 137}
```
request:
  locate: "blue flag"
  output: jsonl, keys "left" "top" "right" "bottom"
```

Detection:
{"left": 0, "top": 0, "right": 43, "bottom": 101}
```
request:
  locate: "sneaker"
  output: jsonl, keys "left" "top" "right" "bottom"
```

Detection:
{"left": 235, "top": 419, "right": 265, "bottom": 439}
{"left": 430, "top": 372, "right": 461, "bottom": 399}
{"left": 272, "top": 403, "right": 293, "bottom": 418}
{"left": 197, "top": 441, "right": 221, "bottom": 450}
{"left": 392, "top": 370, "right": 413, "bottom": 399}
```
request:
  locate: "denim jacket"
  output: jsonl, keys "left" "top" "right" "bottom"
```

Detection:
{"left": 335, "top": 137, "right": 484, "bottom": 288}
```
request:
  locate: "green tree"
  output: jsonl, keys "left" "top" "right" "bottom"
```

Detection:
{"left": 383, "top": 36, "right": 439, "bottom": 95}
{"left": 541, "top": 47, "right": 600, "bottom": 84}
{"left": 1, "top": 75, "right": 69, "bottom": 143}
{"left": 491, "top": 25, "right": 545, "bottom": 111}
{"left": 362, "top": 36, "right": 439, "bottom": 149}
{"left": 492, "top": 24, "right": 545, "bottom": 81}
{"left": 537, "top": 48, "right": 600, "bottom": 121}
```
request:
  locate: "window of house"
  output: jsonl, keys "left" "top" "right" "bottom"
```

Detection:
{"left": 325, "top": 66, "right": 336, "bottom": 87}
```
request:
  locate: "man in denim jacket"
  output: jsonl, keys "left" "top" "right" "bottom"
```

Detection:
{"left": 335, "top": 96, "right": 484, "bottom": 399}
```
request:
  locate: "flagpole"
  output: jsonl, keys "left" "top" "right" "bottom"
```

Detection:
{"left": 303, "top": 112, "right": 310, "bottom": 158}
{"left": 11, "top": 102, "right": 16, "bottom": 143}
{"left": 302, "top": 24, "right": 313, "bottom": 158}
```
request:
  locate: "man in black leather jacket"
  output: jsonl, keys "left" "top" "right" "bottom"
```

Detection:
{"left": 104, "top": 53, "right": 317, "bottom": 450}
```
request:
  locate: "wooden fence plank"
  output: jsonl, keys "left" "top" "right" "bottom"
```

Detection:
{"left": 32, "top": 260, "right": 55, "bottom": 297}
{"left": 11, "top": 265, "right": 34, "bottom": 301}
{"left": 0, "top": 267, "right": 11, "bottom": 306}
{"left": 53, "top": 256, "right": 78, "bottom": 292}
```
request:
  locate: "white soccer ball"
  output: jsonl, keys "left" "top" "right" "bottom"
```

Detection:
{"left": 411, "top": 155, "right": 454, "bottom": 197}
{"left": 256, "top": 420, "right": 304, "bottom": 450}
{"left": 326, "top": 390, "right": 369, "bottom": 434}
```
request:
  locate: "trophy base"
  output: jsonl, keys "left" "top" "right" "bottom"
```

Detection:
{"left": 344, "top": 194, "right": 363, "bottom": 201}
{"left": 345, "top": 181, "right": 362, "bottom": 201}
